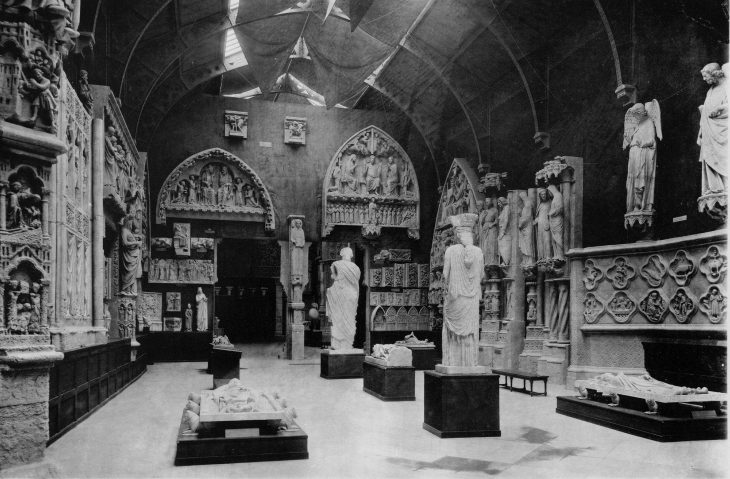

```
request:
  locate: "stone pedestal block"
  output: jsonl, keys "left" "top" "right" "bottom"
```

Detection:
{"left": 290, "top": 323, "right": 305, "bottom": 361}
{"left": 518, "top": 353, "right": 540, "bottom": 374}
{"left": 404, "top": 345, "right": 439, "bottom": 370}
{"left": 423, "top": 371, "right": 501, "bottom": 438}
{"left": 362, "top": 359, "right": 415, "bottom": 401}
{"left": 210, "top": 347, "right": 242, "bottom": 388}
{"left": 478, "top": 343, "right": 504, "bottom": 370}
{"left": 320, "top": 349, "right": 364, "bottom": 379}
{"left": 537, "top": 341, "right": 570, "bottom": 385}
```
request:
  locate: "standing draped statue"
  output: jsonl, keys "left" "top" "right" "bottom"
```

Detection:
{"left": 497, "top": 197, "right": 511, "bottom": 266}
{"left": 547, "top": 184, "right": 564, "bottom": 260}
{"left": 697, "top": 63, "right": 728, "bottom": 201}
{"left": 518, "top": 191, "right": 536, "bottom": 266}
{"left": 326, "top": 247, "right": 361, "bottom": 350}
{"left": 535, "top": 188, "right": 552, "bottom": 260}
{"left": 290, "top": 219, "right": 306, "bottom": 277}
{"left": 623, "top": 100, "right": 662, "bottom": 214}
{"left": 120, "top": 216, "right": 143, "bottom": 295}
{"left": 478, "top": 198, "right": 499, "bottom": 266}
{"left": 196, "top": 287, "right": 208, "bottom": 331}
{"left": 441, "top": 213, "right": 484, "bottom": 367}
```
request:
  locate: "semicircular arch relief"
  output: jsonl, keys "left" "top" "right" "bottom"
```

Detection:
{"left": 155, "top": 148, "right": 275, "bottom": 232}
{"left": 321, "top": 125, "right": 420, "bottom": 239}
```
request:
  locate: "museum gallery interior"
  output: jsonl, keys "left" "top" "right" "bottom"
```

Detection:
{"left": 0, "top": 0, "right": 728, "bottom": 477}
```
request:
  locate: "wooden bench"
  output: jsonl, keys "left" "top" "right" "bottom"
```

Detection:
{"left": 491, "top": 369, "right": 548, "bottom": 396}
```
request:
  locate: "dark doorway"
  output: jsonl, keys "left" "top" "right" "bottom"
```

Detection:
{"left": 215, "top": 238, "right": 281, "bottom": 342}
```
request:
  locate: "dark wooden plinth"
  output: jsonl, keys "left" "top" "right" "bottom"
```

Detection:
{"left": 423, "top": 371, "right": 501, "bottom": 438}
{"left": 409, "top": 347, "right": 439, "bottom": 370}
{"left": 174, "top": 416, "right": 308, "bottom": 465}
{"left": 556, "top": 396, "right": 727, "bottom": 442}
{"left": 320, "top": 351, "right": 364, "bottom": 379}
{"left": 210, "top": 347, "right": 242, "bottom": 388}
{"left": 363, "top": 361, "right": 415, "bottom": 401}
{"left": 304, "top": 330, "right": 322, "bottom": 347}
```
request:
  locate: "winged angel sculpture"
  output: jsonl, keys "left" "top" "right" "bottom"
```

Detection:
{"left": 623, "top": 100, "right": 662, "bottom": 215}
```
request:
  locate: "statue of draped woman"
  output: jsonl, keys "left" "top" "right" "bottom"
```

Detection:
{"left": 441, "top": 213, "right": 484, "bottom": 367}
{"left": 196, "top": 287, "right": 208, "bottom": 331}
{"left": 623, "top": 100, "right": 662, "bottom": 213}
{"left": 120, "top": 216, "right": 143, "bottom": 295}
{"left": 697, "top": 63, "right": 728, "bottom": 199}
{"left": 535, "top": 188, "right": 552, "bottom": 260}
{"left": 327, "top": 247, "right": 361, "bottom": 350}
{"left": 478, "top": 198, "right": 499, "bottom": 266}
{"left": 518, "top": 191, "right": 536, "bottom": 266}
{"left": 497, "top": 197, "right": 511, "bottom": 266}
{"left": 547, "top": 184, "right": 564, "bottom": 260}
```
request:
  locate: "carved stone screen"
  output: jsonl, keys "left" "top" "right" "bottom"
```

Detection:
{"left": 322, "top": 125, "right": 420, "bottom": 239}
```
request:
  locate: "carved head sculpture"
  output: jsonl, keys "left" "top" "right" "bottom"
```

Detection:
{"left": 497, "top": 197, "right": 508, "bottom": 209}
{"left": 292, "top": 219, "right": 302, "bottom": 229}
{"left": 339, "top": 246, "right": 354, "bottom": 262}
{"left": 627, "top": 102, "right": 648, "bottom": 121}
{"left": 197, "top": 286, "right": 203, "bottom": 295}
{"left": 450, "top": 213, "right": 477, "bottom": 246}
{"left": 476, "top": 200, "right": 484, "bottom": 211}
{"left": 31, "top": 282, "right": 40, "bottom": 293}
{"left": 538, "top": 188, "right": 549, "bottom": 202}
{"left": 701, "top": 62, "right": 723, "bottom": 85}
{"left": 10, "top": 180, "right": 22, "bottom": 193}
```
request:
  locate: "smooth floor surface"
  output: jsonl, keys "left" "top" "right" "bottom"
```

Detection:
{"left": 43, "top": 343, "right": 729, "bottom": 479}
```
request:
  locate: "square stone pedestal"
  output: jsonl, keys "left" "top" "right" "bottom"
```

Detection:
{"left": 404, "top": 344, "right": 439, "bottom": 370}
{"left": 423, "top": 371, "right": 501, "bottom": 438}
{"left": 210, "top": 346, "right": 242, "bottom": 388}
{"left": 320, "top": 349, "right": 365, "bottom": 379}
{"left": 537, "top": 341, "right": 570, "bottom": 385}
{"left": 362, "top": 358, "right": 415, "bottom": 401}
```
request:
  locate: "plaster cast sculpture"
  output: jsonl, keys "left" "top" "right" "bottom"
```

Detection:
{"left": 395, "top": 332, "right": 433, "bottom": 346}
{"left": 208, "top": 379, "right": 296, "bottom": 428}
{"left": 697, "top": 62, "right": 728, "bottom": 219}
{"left": 580, "top": 372, "right": 710, "bottom": 396}
{"left": 639, "top": 254, "right": 668, "bottom": 288}
{"left": 535, "top": 188, "right": 552, "bottom": 260}
{"left": 547, "top": 184, "right": 564, "bottom": 260}
{"left": 478, "top": 198, "right": 500, "bottom": 266}
{"left": 284, "top": 116, "right": 306, "bottom": 145}
{"left": 582, "top": 293, "right": 604, "bottom": 324}
{"left": 582, "top": 259, "right": 604, "bottom": 290}
{"left": 623, "top": 99, "right": 662, "bottom": 227}
{"left": 606, "top": 291, "right": 636, "bottom": 323}
{"left": 668, "top": 250, "right": 696, "bottom": 286}
{"left": 637, "top": 290, "right": 669, "bottom": 324}
{"left": 606, "top": 256, "right": 636, "bottom": 290}
{"left": 290, "top": 218, "right": 306, "bottom": 278}
{"left": 441, "top": 214, "right": 484, "bottom": 367}
{"left": 173, "top": 223, "right": 191, "bottom": 256}
{"left": 120, "top": 215, "right": 143, "bottom": 295}
{"left": 211, "top": 335, "right": 233, "bottom": 347}
{"left": 184, "top": 304, "right": 193, "bottom": 331}
{"left": 497, "top": 197, "right": 511, "bottom": 266}
{"left": 668, "top": 288, "right": 697, "bottom": 324}
{"left": 224, "top": 110, "right": 248, "bottom": 138}
{"left": 370, "top": 344, "right": 412, "bottom": 367}
{"left": 326, "top": 247, "right": 361, "bottom": 350}
{"left": 196, "top": 287, "right": 208, "bottom": 331}
{"left": 699, "top": 285, "right": 727, "bottom": 323}
{"left": 518, "top": 191, "right": 536, "bottom": 267}
{"left": 699, "top": 245, "right": 727, "bottom": 283}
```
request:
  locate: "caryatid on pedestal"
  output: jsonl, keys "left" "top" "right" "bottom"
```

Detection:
{"left": 326, "top": 246, "right": 361, "bottom": 350}
{"left": 697, "top": 62, "right": 728, "bottom": 218}
{"left": 441, "top": 213, "right": 484, "bottom": 367}
{"left": 623, "top": 100, "right": 662, "bottom": 216}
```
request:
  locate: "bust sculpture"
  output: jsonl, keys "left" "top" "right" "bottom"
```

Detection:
{"left": 441, "top": 213, "right": 484, "bottom": 368}
{"left": 326, "top": 247, "right": 361, "bottom": 350}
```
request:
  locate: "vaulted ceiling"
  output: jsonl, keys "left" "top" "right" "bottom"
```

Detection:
{"left": 80, "top": 0, "right": 727, "bottom": 176}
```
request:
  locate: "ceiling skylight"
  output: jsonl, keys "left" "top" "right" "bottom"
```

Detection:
{"left": 224, "top": 0, "right": 248, "bottom": 69}
{"left": 224, "top": 86, "right": 261, "bottom": 99}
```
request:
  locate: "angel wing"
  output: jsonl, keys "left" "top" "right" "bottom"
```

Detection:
{"left": 622, "top": 106, "right": 640, "bottom": 150}
{"left": 645, "top": 99, "right": 662, "bottom": 141}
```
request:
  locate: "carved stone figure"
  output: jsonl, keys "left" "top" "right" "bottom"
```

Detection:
{"left": 441, "top": 214, "right": 484, "bottom": 367}
{"left": 290, "top": 218, "right": 306, "bottom": 277}
{"left": 518, "top": 191, "right": 536, "bottom": 267}
{"left": 640, "top": 254, "right": 667, "bottom": 287}
{"left": 196, "top": 287, "right": 208, "bottom": 331}
{"left": 669, "top": 288, "right": 697, "bottom": 324}
{"left": 699, "top": 286, "right": 726, "bottom": 323}
{"left": 326, "top": 247, "right": 361, "bottom": 350}
{"left": 668, "top": 250, "right": 696, "bottom": 286}
{"left": 284, "top": 117, "right": 306, "bottom": 145}
{"left": 385, "top": 157, "right": 400, "bottom": 196}
{"left": 535, "top": 188, "right": 552, "bottom": 260}
{"left": 606, "top": 291, "right": 636, "bottom": 323}
{"left": 583, "top": 293, "right": 604, "bottom": 324}
{"left": 497, "top": 197, "right": 511, "bottom": 266}
{"left": 173, "top": 223, "right": 191, "bottom": 256}
{"left": 547, "top": 184, "right": 564, "bottom": 260}
{"left": 697, "top": 63, "right": 728, "bottom": 217}
{"left": 224, "top": 110, "right": 248, "bottom": 138}
{"left": 365, "top": 155, "right": 381, "bottom": 194}
{"left": 184, "top": 304, "right": 193, "bottom": 331}
{"left": 583, "top": 372, "right": 711, "bottom": 396}
{"left": 582, "top": 259, "right": 604, "bottom": 290}
{"left": 78, "top": 70, "right": 93, "bottom": 112}
{"left": 638, "top": 290, "right": 668, "bottom": 324}
{"left": 699, "top": 245, "right": 727, "bottom": 283}
{"left": 120, "top": 216, "right": 143, "bottom": 295}
{"left": 606, "top": 257, "right": 635, "bottom": 290}
{"left": 623, "top": 100, "right": 662, "bottom": 214}
{"left": 478, "top": 198, "right": 499, "bottom": 266}
{"left": 18, "top": 66, "right": 59, "bottom": 133}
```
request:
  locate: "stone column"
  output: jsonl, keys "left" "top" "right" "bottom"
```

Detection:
{"left": 91, "top": 119, "right": 105, "bottom": 327}
{"left": 0, "top": 181, "right": 7, "bottom": 230}
{"left": 502, "top": 190, "right": 525, "bottom": 370}
{"left": 40, "top": 188, "right": 50, "bottom": 237}
{"left": 281, "top": 215, "right": 309, "bottom": 360}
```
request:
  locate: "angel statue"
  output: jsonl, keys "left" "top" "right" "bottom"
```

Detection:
{"left": 623, "top": 99, "right": 662, "bottom": 214}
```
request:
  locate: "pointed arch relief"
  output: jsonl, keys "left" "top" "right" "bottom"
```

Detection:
{"left": 322, "top": 126, "right": 421, "bottom": 239}
{"left": 155, "top": 148, "right": 275, "bottom": 232}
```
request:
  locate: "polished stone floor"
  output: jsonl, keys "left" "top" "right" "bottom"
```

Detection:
{"left": 44, "top": 343, "right": 728, "bottom": 478}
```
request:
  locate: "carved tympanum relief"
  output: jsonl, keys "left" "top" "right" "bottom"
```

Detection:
{"left": 606, "top": 291, "right": 636, "bottom": 324}
{"left": 606, "top": 256, "right": 636, "bottom": 290}
{"left": 637, "top": 289, "right": 669, "bottom": 324}
{"left": 699, "top": 245, "right": 727, "bottom": 284}
{"left": 583, "top": 293, "right": 605, "bottom": 324}
{"left": 668, "top": 288, "right": 698, "bottom": 324}
{"left": 640, "top": 254, "right": 668, "bottom": 287}
{"left": 582, "top": 259, "right": 604, "bottom": 290}
{"left": 699, "top": 286, "right": 727, "bottom": 323}
{"left": 149, "top": 259, "right": 216, "bottom": 284}
{"left": 668, "top": 250, "right": 696, "bottom": 286}
{"left": 322, "top": 126, "right": 420, "bottom": 238}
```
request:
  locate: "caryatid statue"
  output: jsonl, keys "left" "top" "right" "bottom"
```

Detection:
{"left": 623, "top": 100, "right": 662, "bottom": 215}
{"left": 497, "top": 197, "right": 511, "bottom": 266}
{"left": 326, "top": 246, "right": 361, "bottom": 350}
{"left": 518, "top": 191, "right": 536, "bottom": 267}
{"left": 441, "top": 213, "right": 484, "bottom": 367}
{"left": 697, "top": 62, "right": 728, "bottom": 215}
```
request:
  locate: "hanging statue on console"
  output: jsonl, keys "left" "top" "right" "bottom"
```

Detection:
{"left": 623, "top": 99, "right": 662, "bottom": 216}
{"left": 697, "top": 62, "right": 728, "bottom": 219}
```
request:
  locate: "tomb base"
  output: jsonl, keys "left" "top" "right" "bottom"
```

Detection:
{"left": 556, "top": 396, "right": 727, "bottom": 442}
{"left": 174, "top": 415, "right": 308, "bottom": 465}
{"left": 423, "top": 371, "right": 501, "bottom": 438}
{"left": 362, "top": 358, "right": 415, "bottom": 401}
{"left": 320, "top": 349, "right": 364, "bottom": 379}
{"left": 210, "top": 347, "right": 242, "bottom": 388}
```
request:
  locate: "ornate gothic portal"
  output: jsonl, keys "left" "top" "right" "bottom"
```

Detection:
{"left": 322, "top": 125, "right": 420, "bottom": 239}
{"left": 156, "top": 148, "right": 275, "bottom": 232}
